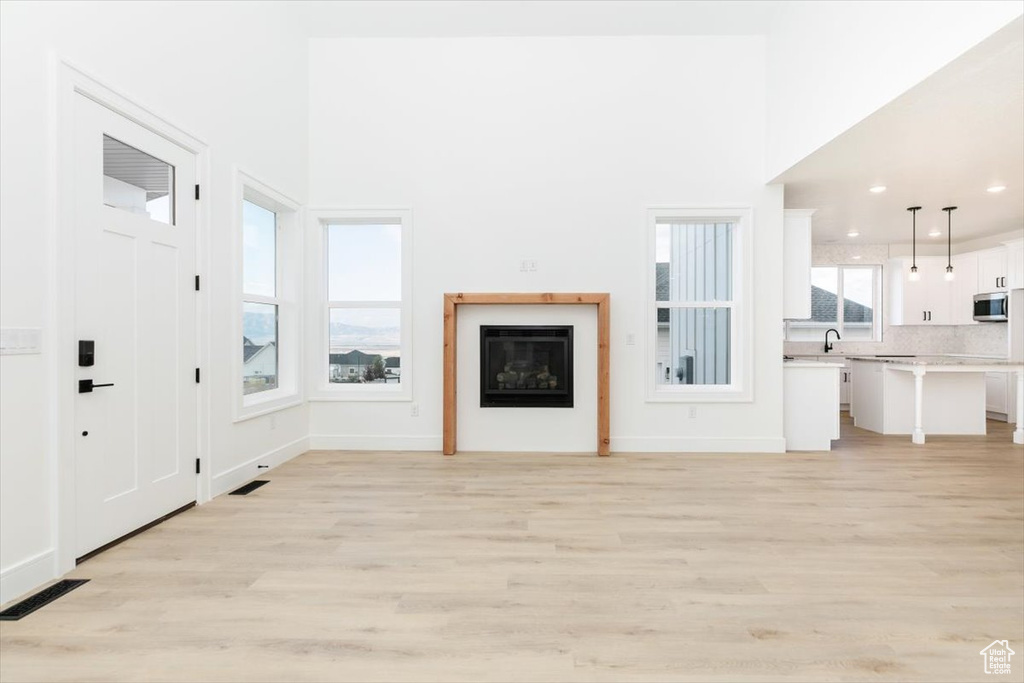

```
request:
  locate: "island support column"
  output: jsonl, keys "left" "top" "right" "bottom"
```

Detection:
{"left": 912, "top": 367, "right": 926, "bottom": 445}
{"left": 1015, "top": 370, "right": 1024, "bottom": 445}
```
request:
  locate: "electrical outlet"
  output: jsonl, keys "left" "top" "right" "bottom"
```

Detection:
{"left": 410, "top": 403, "right": 419, "bottom": 417}
{"left": 528, "top": 260, "right": 537, "bottom": 272}
{"left": 625, "top": 333, "right": 636, "bottom": 345}
{"left": 688, "top": 406, "right": 697, "bottom": 419}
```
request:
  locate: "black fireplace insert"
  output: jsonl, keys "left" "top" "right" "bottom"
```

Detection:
{"left": 480, "top": 325, "right": 573, "bottom": 408}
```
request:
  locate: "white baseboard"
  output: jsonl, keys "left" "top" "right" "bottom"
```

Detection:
{"left": 308, "top": 434, "right": 442, "bottom": 451}
{"left": 0, "top": 549, "right": 56, "bottom": 607}
{"left": 610, "top": 436, "right": 787, "bottom": 453}
{"left": 309, "top": 434, "right": 786, "bottom": 454}
{"left": 211, "top": 436, "right": 310, "bottom": 498}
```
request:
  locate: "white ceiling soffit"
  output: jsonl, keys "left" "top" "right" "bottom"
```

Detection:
{"left": 780, "top": 17, "right": 1024, "bottom": 245}
{"left": 295, "top": 0, "right": 780, "bottom": 37}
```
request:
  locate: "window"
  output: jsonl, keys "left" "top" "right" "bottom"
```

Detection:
{"left": 786, "top": 265, "right": 881, "bottom": 342}
{"left": 236, "top": 171, "right": 302, "bottom": 419}
{"left": 242, "top": 200, "right": 279, "bottom": 396}
{"left": 648, "top": 208, "right": 752, "bottom": 402}
{"left": 310, "top": 209, "right": 412, "bottom": 400}
{"left": 103, "top": 135, "right": 174, "bottom": 224}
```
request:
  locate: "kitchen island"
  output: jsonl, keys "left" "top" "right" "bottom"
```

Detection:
{"left": 783, "top": 359, "right": 844, "bottom": 451}
{"left": 849, "top": 356, "right": 1024, "bottom": 445}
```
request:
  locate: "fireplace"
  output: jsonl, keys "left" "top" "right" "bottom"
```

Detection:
{"left": 480, "top": 325, "right": 573, "bottom": 408}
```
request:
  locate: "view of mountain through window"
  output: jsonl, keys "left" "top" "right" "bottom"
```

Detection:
{"left": 241, "top": 200, "right": 279, "bottom": 395}
{"left": 327, "top": 223, "right": 402, "bottom": 384}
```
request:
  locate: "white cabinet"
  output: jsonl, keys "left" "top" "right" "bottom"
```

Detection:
{"left": 1005, "top": 240, "right": 1024, "bottom": 290}
{"left": 819, "top": 356, "right": 852, "bottom": 405}
{"left": 889, "top": 257, "right": 953, "bottom": 325}
{"left": 950, "top": 252, "right": 979, "bottom": 325}
{"left": 986, "top": 371, "right": 1019, "bottom": 423}
{"left": 977, "top": 248, "right": 1009, "bottom": 292}
{"left": 986, "top": 372, "right": 1008, "bottom": 413}
{"left": 784, "top": 362, "right": 841, "bottom": 451}
{"left": 783, "top": 209, "right": 814, "bottom": 319}
{"left": 840, "top": 363, "right": 852, "bottom": 406}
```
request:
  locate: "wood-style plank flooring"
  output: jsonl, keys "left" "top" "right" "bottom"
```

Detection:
{"left": 2, "top": 417, "right": 1022, "bottom": 682}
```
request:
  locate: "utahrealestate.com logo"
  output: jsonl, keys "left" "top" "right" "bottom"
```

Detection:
{"left": 980, "top": 640, "right": 1014, "bottom": 675}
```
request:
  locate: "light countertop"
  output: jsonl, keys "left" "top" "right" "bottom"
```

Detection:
{"left": 783, "top": 360, "right": 845, "bottom": 368}
{"left": 847, "top": 356, "right": 1022, "bottom": 367}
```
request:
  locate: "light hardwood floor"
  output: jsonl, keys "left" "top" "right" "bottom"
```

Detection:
{"left": 2, "top": 417, "right": 1022, "bottom": 682}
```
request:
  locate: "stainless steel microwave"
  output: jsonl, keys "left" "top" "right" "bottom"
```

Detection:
{"left": 973, "top": 292, "right": 1008, "bottom": 322}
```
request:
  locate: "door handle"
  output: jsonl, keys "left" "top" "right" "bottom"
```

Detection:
{"left": 78, "top": 379, "right": 114, "bottom": 393}
{"left": 923, "top": 311, "right": 926, "bottom": 321}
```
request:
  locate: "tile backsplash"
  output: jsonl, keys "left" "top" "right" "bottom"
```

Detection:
{"left": 785, "top": 323, "right": 1008, "bottom": 357}
{"left": 783, "top": 243, "right": 1009, "bottom": 358}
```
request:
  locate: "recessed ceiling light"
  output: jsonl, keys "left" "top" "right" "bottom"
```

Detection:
{"left": 847, "top": 230, "right": 860, "bottom": 237}
{"left": 987, "top": 185, "right": 1006, "bottom": 193}
{"left": 869, "top": 185, "right": 887, "bottom": 193}
{"left": 851, "top": 255, "right": 862, "bottom": 260}
{"left": 928, "top": 229, "right": 942, "bottom": 237}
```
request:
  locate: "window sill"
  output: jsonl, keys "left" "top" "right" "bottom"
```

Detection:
{"left": 308, "top": 391, "right": 411, "bottom": 403}
{"left": 235, "top": 392, "right": 304, "bottom": 422}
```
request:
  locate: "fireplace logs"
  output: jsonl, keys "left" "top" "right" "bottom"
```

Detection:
{"left": 480, "top": 325, "right": 573, "bottom": 408}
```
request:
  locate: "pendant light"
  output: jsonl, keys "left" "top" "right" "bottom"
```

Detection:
{"left": 942, "top": 206, "right": 957, "bottom": 281}
{"left": 907, "top": 206, "right": 922, "bottom": 281}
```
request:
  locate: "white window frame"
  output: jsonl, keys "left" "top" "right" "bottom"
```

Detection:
{"left": 234, "top": 169, "right": 303, "bottom": 421}
{"left": 785, "top": 264, "right": 882, "bottom": 342}
{"left": 307, "top": 208, "right": 413, "bottom": 402}
{"left": 646, "top": 207, "right": 753, "bottom": 402}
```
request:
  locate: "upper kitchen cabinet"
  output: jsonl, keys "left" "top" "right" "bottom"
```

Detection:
{"left": 977, "top": 247, "right": 1009, "bottom": 293}
{"left": 1005, "top": 239, "right": 1024, "bottom": 290}
{"left": 951, "top": 252, "right": 979, "bottom": 325}
{"left": 783, "top": 209, "right": 814, "bottom": 320}
{"left": 889, "top": 256, "right": 952, "bottom": 325}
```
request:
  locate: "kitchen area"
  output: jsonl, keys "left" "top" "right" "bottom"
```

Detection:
{"left": 782, "top": 217, "right": 1023, "bottom": 452}
{"left": 776, "top": 22, "right": 1024, "bottom": 452}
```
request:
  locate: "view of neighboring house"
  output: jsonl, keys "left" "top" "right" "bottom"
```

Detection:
{"left": 654, "top": 221, "right": 733, "bottom": 388}
{"left": 242, "top": 336, "right": 277, "bottom": 394}
{"left": 329, "top": 350, "right": 401, "bottom": 383}
{"left": 811, "top": 285, "right": 872, "bottom": 326}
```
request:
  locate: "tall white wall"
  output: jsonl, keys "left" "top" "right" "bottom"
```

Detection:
{"left": 0, "top": 0, "right": 308, "bottom": 603}
{"left": 306, "top": 37, "right": 785, "bottom": 454}
{"left": 765, "top": 0, "right": 1023, "bottom": 180}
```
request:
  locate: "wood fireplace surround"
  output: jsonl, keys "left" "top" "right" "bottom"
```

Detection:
{"left": 442, "top": 292, "right": 610, "bottom": 456}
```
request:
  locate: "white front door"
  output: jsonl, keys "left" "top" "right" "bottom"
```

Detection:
{"left": 73, "top": 94, "right": 198, "bottom": 557}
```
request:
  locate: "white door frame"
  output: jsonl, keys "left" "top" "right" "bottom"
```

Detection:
{"left": 51, "top": 58, "right": 211, "bottom": 576}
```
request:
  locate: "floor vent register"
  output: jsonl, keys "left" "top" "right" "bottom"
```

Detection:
{"left": 0, "top": 579, "right": 90, "bottom": 621}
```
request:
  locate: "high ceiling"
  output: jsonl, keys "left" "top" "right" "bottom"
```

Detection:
{"left": 779, "top": 18, "right": 1024, "bottom": 245}
{"left": 294, "top": 0, "right": 780, "bottom": 37}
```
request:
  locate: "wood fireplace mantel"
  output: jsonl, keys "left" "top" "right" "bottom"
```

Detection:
{"left": 442, "top": 292, "right": 610, "bottom": 456}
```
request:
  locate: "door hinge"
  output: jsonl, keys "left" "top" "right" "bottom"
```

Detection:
{"left": 194, "top": 184, "right": 200, "bottom": 200}
{"left": 194, "top": 275, "right": 200, "bottom": 291}
{"left": 195, "top": 458, "right": 201, "bottom": 474}
{"left": 195, "top": 368, "right": 200, "bottom": 383}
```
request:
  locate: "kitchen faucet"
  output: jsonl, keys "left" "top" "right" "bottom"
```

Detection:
{"left": 824, "top": 328, "right": 840, "bottom": 353}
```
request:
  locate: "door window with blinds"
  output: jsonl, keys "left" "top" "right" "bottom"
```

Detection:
{"left": 649, "top": 209, "right": 750, "bottom": 401}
